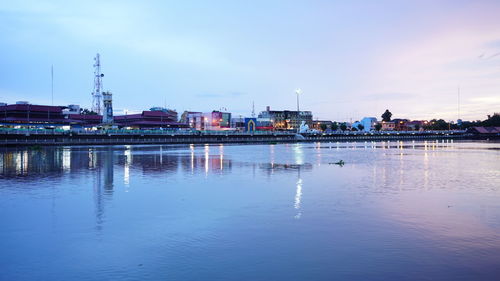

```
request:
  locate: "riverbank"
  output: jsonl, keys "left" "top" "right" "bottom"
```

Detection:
{"left": 0, "top": 130, "right": 490, "bottom": 147}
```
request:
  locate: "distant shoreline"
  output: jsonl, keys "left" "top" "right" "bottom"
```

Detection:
{"left": 1, "top": 131, "right": 496, "bottom": 147}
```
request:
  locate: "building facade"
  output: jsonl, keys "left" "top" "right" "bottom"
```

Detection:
{"left": 114, "top": 110, "right": 185, "bottom": 129}
{"left": 311, "top": 120, "right": 333, "bottom": 131}
{"left": 258, "top": 106, "right": 313, "bottom": 130}
{"left": 381, "top": 121, "right": 396, "bottom": 131}
{"left": 185, "top": 111, "right": 232, "bottom": 131}
{"left": 0, "top": 102, "right": 70, "bottom": 127}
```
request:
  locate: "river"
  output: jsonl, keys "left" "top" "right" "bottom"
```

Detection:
{"left": 1, "top": 140, "right": 499, "bottom": 280}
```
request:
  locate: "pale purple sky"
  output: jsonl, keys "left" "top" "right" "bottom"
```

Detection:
{"left": 0, "top": 0, "right": 499, "bottom": 121}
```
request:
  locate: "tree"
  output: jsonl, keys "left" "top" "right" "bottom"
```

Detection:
{"left": 357, "top": 124, "right": 364, "bottom": 131}
{"left": 414, "top": 124, "right": 420, "bottom": 131}
{"left": 374, "top": 123, "right": 382, "bottom": 131}
{"left": 320, "top": 124, "right": 327, "bottom": 131}
{"left": 80, "top": 108, "right": 98, "bottom": 115}
{"left": 340, "top": 123, "right": 347, "bottom": 131}
{"left": 381, "top": 109, "right": 392, "bottom": 122}
{"left": 482, "top": 113, "right": 500, "bottom": 126}
{"left": 424, "top": 119, "right": 449, "bottom": 130}
{"left": 331, "top": 122, "right": 339, "bottom": 131}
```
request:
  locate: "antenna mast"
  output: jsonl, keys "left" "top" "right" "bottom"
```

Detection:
{"left": 51, "top": 65, "right": 54, "bottom": 106}
{"left": 458, "top": 86, "right": 461, "bottom": 121}
{"left": 92, "top": 53, "right": 104, "bottom": 114}
{"left": 252, "top": 101, "right": 255, "bottom": 117}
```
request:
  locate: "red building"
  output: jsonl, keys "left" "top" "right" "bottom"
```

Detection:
{"left": 114, "top": 110, "right": 187, "bottom": 129}
{"left": 0, "top": 102, "right": 70, "bottom": 126}
{"left": 68, "top": 114, "right": 103, "bottom": 127}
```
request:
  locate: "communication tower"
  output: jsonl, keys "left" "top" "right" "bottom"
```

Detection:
{"left": 91, "top": 53, "right": 104, "bottom": 115}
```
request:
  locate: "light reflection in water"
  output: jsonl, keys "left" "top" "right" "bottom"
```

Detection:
{"left": 219, "top": 144, "right": 224, "bottom": 170}
{"left": 204, "top": 144, "right": 209, "bottom": 175}
{"left": 315, "top": 142, "right": 322, "bottom": 165}
{"left": 62, "top": 148, "right": 71, "bottom": 172}
{"left": 294, "top": 177, "right": 303, "bottom": 219}
{"left": 124, "top": 145, "right": 131, "bottom": 187}
{"left": 88, "top": 149, "right": 96, "bottom": 169}
{"left": 190, "top": 144, "right": 195, "bottom": 173}
{"left": 159, "top": 146, "right": 163, "bottom": 165}
{"left": 424, "top": 151, "right": 429, "bottom": 190}
{"left": 269, "top": 144, "right": 275, "bottom": 174}
{"left": 293, "top": 143, "right": 304, "bottom": 165}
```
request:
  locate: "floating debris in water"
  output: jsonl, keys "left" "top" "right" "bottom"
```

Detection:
{"left": 329, "top": 160, "right": 345, "bottom": 166}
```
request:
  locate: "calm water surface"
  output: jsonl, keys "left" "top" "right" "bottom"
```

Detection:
{"left": 1, "top": 140, "right": 499, "bottom": 281}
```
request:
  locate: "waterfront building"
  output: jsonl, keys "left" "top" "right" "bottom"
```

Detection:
{"left": 467, "top": 126, "right": 500, "bottom": 136}
{"left": 68, "top": 114, "right": 103, "bottom": 127}
{"left": 185, "top": 111, "right": 232, "bottom": 131}
{"left": 0, "top": 102, "right": 71, "bottom": 127}
{"left": 406, "top": 120, "right": 426, "bottom": 131}
{"left": 230, "top": 117, "right": 245, "bottom": 131}
{"left": 150, "top": 107, "right": 178, "bottom": 121}
{"left": 184, "top": 112, "right": 203, "bottom": 130}
{"left": 311, "top": 120, "right": 333, "bottom": 131}
{"left": 203, "top": 111, "right": 231, "bottom": 131}
{"left": 256, "top": 118, "right": 274, "bottom": 131}
{"left": 114, "top": 110, "right": 185, "bottom": 129}
{"left": 230, "top": 117, "right": 273, "bottom": 131}
{"left": 381, "top": 121, "right": 396, "bottom": 131}
{"left": 258, "top": 106, "right": 313, "bottom": 130}
{"left": 244, "top": 118, "right": 257, "bottom": 132}
{"left": 393, "top": 119, "right": 410, "bottom": 131}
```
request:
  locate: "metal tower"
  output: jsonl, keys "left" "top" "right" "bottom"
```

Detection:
{"left": 91, "top": 53, "right": 104, "bottom": 114}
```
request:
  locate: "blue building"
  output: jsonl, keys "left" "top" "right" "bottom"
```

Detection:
{"left": 244, "top": 118, "right": 257, "bottom": 132}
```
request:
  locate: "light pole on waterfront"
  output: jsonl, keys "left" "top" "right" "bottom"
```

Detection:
{"left": 295, "top": 88, "right": 302, "bottom": 133}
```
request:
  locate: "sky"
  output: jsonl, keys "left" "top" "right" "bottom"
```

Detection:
{"left": 0, "top": 0, "right": 499, "bottom": 122}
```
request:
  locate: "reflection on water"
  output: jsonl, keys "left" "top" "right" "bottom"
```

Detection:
{"left": 0, "top": 145, "right": 234, "bottom": 180}
{"left": 0, "top": 145, "right": 238, "bottom": 233}
{"left": 1, "top": 141, "right": 500, "bottom": 281}
{"left": 0, "top": 140, "right": 484, "bottom": 180}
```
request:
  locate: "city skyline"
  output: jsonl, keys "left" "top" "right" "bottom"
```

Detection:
{"left": 1, "top": 0, "right": 500, "bottom": 122}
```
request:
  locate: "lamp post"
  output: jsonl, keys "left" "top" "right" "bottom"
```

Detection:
{"left": 295, "top": 88, "right": 302, "bottom": 133}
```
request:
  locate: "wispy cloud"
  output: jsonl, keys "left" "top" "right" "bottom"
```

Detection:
{"left": 486, "top": 51, "right": 500, "bottom": 59}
